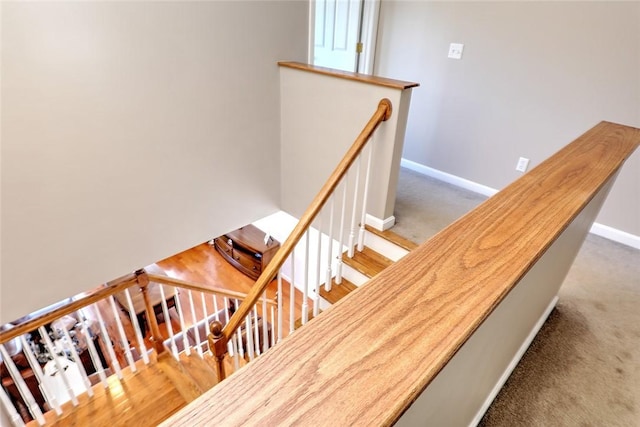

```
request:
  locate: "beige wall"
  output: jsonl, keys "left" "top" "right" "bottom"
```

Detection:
{"left": 0, "top": 1, "right": 308, "bottom": 323}
{"left": 279, "top": 67, "right": 413, "bottom": 226}
{"left": 376, "top": 1, "right": 640, "bottom": 237}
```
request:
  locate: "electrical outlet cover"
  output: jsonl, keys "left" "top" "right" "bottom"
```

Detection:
{"left": 448, "top": 43, "right": 464, "bottom": 59}
{"left": 516, "top": 157, "right": 530, "bottom": 172}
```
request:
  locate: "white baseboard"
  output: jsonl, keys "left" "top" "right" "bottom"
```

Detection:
{"left": 400, "top": 158, "right": 498, "bottom": 197}
{"left": 365, "top": 214, "right": 396, "bottom": 231}
{"left": 468, "top": 296, "right": 559, "bottom": 427}
{"left": 589, "top": 222, "right": 640, "bottom": 250}
{"left": 401, "top": 158, "right": 640, "bottom": 250}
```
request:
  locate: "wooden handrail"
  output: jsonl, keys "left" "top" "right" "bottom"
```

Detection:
{"left": 0, "top": 273, "right": 138, "bottom": 344}
{"left": 220, "top": 98, "right": 392, "bottom": 343}
{"left": 0, "top": 269, "right": 270, "bottom": 344}
{"left": 278, "top": 62, "right": 420, "bottom": 90}
{"left": 161, "top": 121, "right": 640, "bottom": 426}
{"left": 146, "top": 273, "right": 277, "bottom": 306}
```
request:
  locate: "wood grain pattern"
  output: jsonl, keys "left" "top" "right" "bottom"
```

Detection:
{"left": 278, "top": 61, "right": 420, "bottom": 90}
{"left": 343, "top": 247, "right": 394, "bottom": 278}
{"left": 160, "top": 122, "right": 640, "bottom": 427}
{"left": 318, "top": 278, "right": 358, "bottom": 304}
{"left": 29, "top": 355, "right": 188, "bottom": 427}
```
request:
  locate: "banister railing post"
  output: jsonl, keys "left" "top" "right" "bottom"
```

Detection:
{"left": 135, "top": 269, "right": 165, "bottom": 354}
{"left": 208, "top": 321, "right": 228, "bottom": 382}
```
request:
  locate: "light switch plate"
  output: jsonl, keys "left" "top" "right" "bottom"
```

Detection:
{"left": 448, "top": 43, "right": 464, "bottom": 59}
{"left": 516, "top": 157, "right": 530, "bottom": 172}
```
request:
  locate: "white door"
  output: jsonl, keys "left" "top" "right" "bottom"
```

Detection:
{"left": 313, "top": 0, "right": 363, "bottom": 72}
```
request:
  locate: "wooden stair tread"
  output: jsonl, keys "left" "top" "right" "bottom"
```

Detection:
{"left": 343, "top": 247, "right": 394, "bottom": 278}
{"left": 33, "top": 355, "right": 187, "bottom": 427}
{"left": 365, "top": 224, "right": 419, "bottom": 251}
{"left": 218, "top": 353, "right": 248, "bottom": 374}
{"left": 156, "top": 352, "right": 203, "bottom": 403}
{"left": 177, "top": 352, "right": 219, "bottom": 392}
{"left": 318, "top": 279, "right": 358, "bottom": 304}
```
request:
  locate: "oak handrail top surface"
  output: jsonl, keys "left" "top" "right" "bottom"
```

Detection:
{"left": 162, "top": 121, "right": 640, "bottom": 427}
{"left": 278, "top": 61, "right": 420, "bottom": 90}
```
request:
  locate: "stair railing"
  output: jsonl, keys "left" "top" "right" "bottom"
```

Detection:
{"left": 0, "top": 273, "right": 144, "bottom": 426}
{"left": 210, "top": 98, "right": 393, "bottom": 380}
{"left": 145, "top": 273, "right": 277, "bottom": 368}
{"left": 0, "top": 269, "right": 265, "bottom": 426}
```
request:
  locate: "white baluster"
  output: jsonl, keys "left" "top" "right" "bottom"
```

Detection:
{"left": 0, "top": 380, "right": 25, "bottom": 427}
{"left": 262, "top": 293, "right": 269, "bottom": 353}
{"left": 108, "top": 296, "right": 136, "bottom": 372}
{"left": 77, "top": 309, "right": 108, "bottom": 387}
{"left": 314, "top": 216, "right": 323, "bottom": 317}
{"left": 123, "top": 289, "right": 149, "bottom": 364}
{"left": 324, "top": 195, "right": 334, "bottom": 290}
{"left": 38, "top": 326, "right": 79, "bottom": 406}
{"left": 358, "top": 142, "right": 374, "bottom": 251}
{"left": 20, "top": 335, "right": 62, "bottom": 415}
{"left": 324, "top": 195, "right": 334, "bottom": 300}
{"left": 289, "top": 251, "right": 295, "bottom": 334}
{"left": 245, "top": 315, "right": 254, "bottom": 362}
{"left": 188, "top": 290, "right": 203, "bottom": 357}
{"left": 174, "top": 292, "right": 191, "bottom": 356}
{"left": 213, "top": 296, "right": 220, "bottom": 321}
{"left": 253, "top": 306, "right": 261, "bottom": 357}
{"left": 93, "top": 304, "right": 122, "bottom": 380}
{"left": 0, "top": 343, "right": 44, "bottom": 424}
{"left": 336, "top": 176, "right": 348, "bottom": 284}
{"left": 270, "top": 306, "right": 276, "bottom": 348}
{"left": 231, "top": 335, "right": 240, "bottom": 371}
{"left": 223, "top": 297, "right": 234, "bottom": 357}
{"left": 158, "top": 284, "right": 178, "bottom": 359}
{"left": 233, "top": 299, "right": 244, "bottom": 359}
{"left": 348, "top": 155, "right": 362, "bottom": 258}
{"left": 200, "top": 292, "right": 209, "bottom": 334}
{"left": 301, "top": 230, "right": 310, "bottom": 325}
{"left": 59, "top": 326, "right": 93, "bottom": 395}
{"left": 198, "top": 291, "right": 210, "bottom": 356}
{"left": 277, "top": 272, "right": 283, "bottom": 343}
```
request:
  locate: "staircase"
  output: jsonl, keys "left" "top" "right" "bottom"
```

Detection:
{"left": 26, "top": 350, "right": 225, "bottom": 427}
{"left": 3, "top": 98, "right": 403, "bottom": 426}
{"left": 318, "top": 225, "right": 419, "bottom": 307}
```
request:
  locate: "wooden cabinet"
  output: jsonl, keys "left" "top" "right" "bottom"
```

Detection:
{"left": 214, "top": 224, "right": 280, "bottom": 280}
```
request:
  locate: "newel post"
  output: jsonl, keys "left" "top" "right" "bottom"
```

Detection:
{"left": 208, "top": 321, "right": 228, "bottom": 382}
{"left": 135, "top": 269, "right": 165, "bottom": 354}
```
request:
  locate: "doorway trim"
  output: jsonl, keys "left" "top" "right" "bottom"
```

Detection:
{"left": 308, "top": 0, "right": 380, "bottom": 74}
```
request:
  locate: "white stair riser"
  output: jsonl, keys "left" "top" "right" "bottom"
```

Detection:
{"left": 340, "top": 262, "right": 369, "bottom": 286}
{"left": 363, "top": 230, "right": 409, "bottom": 262}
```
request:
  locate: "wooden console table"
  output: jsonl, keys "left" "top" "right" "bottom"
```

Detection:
{"left": 214, "top": 225, "right": 280, "bottom": 280}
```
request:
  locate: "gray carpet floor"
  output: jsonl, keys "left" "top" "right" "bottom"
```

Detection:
{"left": 391, "top": 167, "right": 640, "bottom": 426}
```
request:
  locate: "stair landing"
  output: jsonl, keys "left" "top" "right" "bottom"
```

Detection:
{"left": 32, "top": 356, "right": 188, "bottom": 427}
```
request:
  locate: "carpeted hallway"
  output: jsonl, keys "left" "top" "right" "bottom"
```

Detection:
{"left": 391, "top": 167, "right": 640, "bottom": 426}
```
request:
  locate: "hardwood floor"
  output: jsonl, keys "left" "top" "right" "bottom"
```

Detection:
{"left": 15, "top": 240, "right": 307, "bottom": 426}
{"left": 33, "top": 355, "right": 187, "bottom": 427}
{"left": 82, "top": 242, "right": 306, "bottom": 369}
